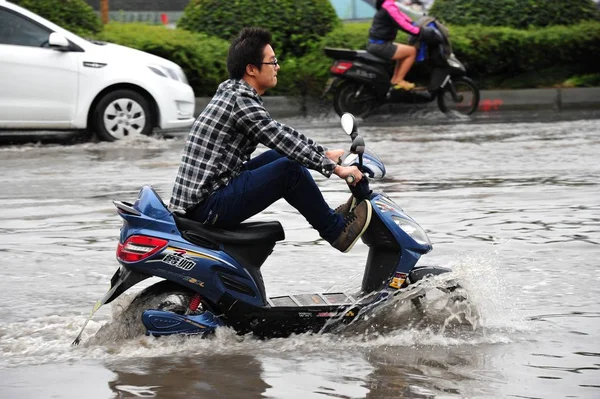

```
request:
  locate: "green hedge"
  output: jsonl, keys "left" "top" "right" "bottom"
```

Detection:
{"left": 95, "top": 23, "right": 230, "bottom": 96}
{"left": 177, "top": 0, "right": 340, "bottom": 59}
{"left": 280, "top": 21, "right": 600, "bottom": 94}
{"left": 430, "top": 0, "right": 600, "bottom": 29}
{"left": 94, "top": 21, "right": 600, "bottom": 96}
{"left": 12, "top": 0, "right": 102, "bottom": 36}
{"left": 273, "top": 23, "right": 374, "bottom": 96}
{"left": 450, "top": 22, "right": 600, "bottom": 76}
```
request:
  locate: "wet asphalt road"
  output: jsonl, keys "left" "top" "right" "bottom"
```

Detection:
{"left": 0, "top": 108, "right": 599, "bottom": 398}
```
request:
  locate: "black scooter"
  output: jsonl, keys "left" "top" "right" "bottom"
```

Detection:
{"left": 323, "top": 22, "right": 480, "bottom": 117}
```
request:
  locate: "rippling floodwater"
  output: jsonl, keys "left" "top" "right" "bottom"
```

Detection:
{"left": 1, "top": 113, "right": 599, "bottom": 398}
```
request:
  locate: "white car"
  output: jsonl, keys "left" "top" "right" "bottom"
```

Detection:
{"left": 0, "top": 0, "right": 195, "bottom": 141}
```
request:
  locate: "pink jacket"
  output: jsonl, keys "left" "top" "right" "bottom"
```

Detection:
{"left": 382, "top": 0, "right": 420, "bottom": 35}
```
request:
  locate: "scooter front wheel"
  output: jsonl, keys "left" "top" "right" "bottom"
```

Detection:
{"left": 333, "top": 81, "right": 377, "bottom": 118}
{"left": 437, "top": 76, "right": 480, "bottom": 116}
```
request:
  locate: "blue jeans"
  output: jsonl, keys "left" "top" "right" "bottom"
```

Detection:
{"left": 188, "top": 150, "right": 344, "bottom": 244}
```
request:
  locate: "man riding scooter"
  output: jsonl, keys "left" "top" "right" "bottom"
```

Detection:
{"left": 170, "top": 27, "right": 371, "bottom": 254}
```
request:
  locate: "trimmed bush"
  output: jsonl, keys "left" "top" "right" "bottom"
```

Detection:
{"left": 91, "top": 21, "right": 600, "bottom": 97}
{"left": 277, "top": 20, "right": 600, "bottom": 95}
{"left": 430, "top": 0, "right": 600, "bottom": 29}
{"left": 274, "top": 22, "right": 382, "bottom": 96}
{"left": 449, "top": 22, "right": 600, "bottom": 77}
{"left": 178, "top": 0, "right": 340, "bottom": 58}
{"left": 12, "top": 0, "right": 102, "bottom": 36}
{"left": 563, "top": 73, "right": 600, "bottom": 88}
{"left": 94, "top": 23, "right": 230, "bottom": 96}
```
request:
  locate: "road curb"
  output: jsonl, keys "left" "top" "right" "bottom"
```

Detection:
{"left": 195, "top": 87, "right": 600, "bottom": 118}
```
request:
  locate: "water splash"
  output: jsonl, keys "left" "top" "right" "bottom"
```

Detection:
{"left": 0, "top": 248, "right": 530, "bottom": 369}
{"left": 447, "top": 247, "right": 530, "bottom": 335}
{"left": 0, "top": 133, "right": 179, "bottom": 154}
{"left": 321, "top": 245, "right": 531, "bottom": 343}
{"left": 321, "top": 274, "right": 481, "bottom": 339}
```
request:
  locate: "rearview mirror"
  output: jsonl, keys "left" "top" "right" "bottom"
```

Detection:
{"left": 340, "top": 113, "right": 357, "bottom": 139}
{"left": 49, "top": 32, "right": 70, "bottom": 50}
{"left": 350, "top": 136, "right": 365, "bottom": 155}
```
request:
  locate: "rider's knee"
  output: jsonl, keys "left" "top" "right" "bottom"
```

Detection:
{"left": 284, "top": 158, "right": 305, "bottom": 172}
{"left": 283, "top": 158, "right": 310, "bottom": 180}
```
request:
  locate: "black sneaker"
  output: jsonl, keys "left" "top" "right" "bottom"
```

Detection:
{"left": 331, "top": 200, "right": 372, "bottom": 253}
{"left": 334, "top": 195, "right": 356, "bottom": 218}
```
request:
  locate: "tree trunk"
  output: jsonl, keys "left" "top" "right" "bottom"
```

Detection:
{"left": 100, "top": 0, "right": 109, "bottom": 24}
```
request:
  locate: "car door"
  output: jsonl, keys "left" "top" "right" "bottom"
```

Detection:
{"left": 0, "top": 6, "right": 79, "bottom": 129}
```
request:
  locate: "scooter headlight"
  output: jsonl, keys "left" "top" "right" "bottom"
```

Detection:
{"left": 392, "top": 216, "right": 432, "bottom": 246}
{"left": 447, "top": 54, "right": 464, "bottom": 71}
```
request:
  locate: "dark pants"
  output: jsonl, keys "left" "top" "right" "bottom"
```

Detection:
{"left": 188, "top": 150, "right": 344, "bottom": 244}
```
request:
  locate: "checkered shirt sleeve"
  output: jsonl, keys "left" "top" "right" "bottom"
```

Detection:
{"left": 169, "top": 80, "right": 336, "bottom": 211}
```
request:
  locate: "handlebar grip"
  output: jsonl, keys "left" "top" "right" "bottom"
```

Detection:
{"left": 346, "top": 174, "right": 355, "bottom": 184}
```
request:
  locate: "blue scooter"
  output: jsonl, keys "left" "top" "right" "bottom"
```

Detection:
{"left": 73, "top": 113, "right": 453, "bottom": 343}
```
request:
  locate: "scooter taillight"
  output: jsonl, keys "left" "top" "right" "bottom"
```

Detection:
{"left": 116, "top": 235, "right": 168, "bottom": 263}
{"left": 330, "top": 61, "right": 353, "bottom": 74}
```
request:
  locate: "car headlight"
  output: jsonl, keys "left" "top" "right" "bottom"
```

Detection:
{"left": 179, "top": 70, "right": 189, "bottom": 85}
{"left": 392, "top": 215, "right": 432, "bottom": 246}
{"left": 148, "top": 64, "right": 187, "bottom": 84}
{"left": 175, "top": 66, "right": 189, "bottom": 84}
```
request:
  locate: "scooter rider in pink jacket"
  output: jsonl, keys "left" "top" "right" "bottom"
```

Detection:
{"left": 367, "top": 0, "right": 440, "bottom": 91}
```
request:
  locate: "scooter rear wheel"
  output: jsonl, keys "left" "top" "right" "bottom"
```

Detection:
{"left": 333, "top": 81, "right": 377, "bottom": 118}
{"left": 437, "top": 76, "right": 480, "bottom": 116}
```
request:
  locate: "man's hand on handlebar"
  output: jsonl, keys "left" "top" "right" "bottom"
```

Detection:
{"left": 325, "top": 149, "right": 345, "bottom": 164}
{"left": 334, "top": 165, "right": 363, "bottom": 186}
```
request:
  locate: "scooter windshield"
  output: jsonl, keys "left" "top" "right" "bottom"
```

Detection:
{"left": 342, "top": 147, "right": 386, "bottom": 179}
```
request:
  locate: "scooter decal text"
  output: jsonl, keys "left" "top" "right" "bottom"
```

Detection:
{"left": 148, "top": 246, "right": 237, "bottom": 269}
{"left": 183, "top": 276, "right": 205, "bottom": 288}
{"left": 162, "top": 251, "right": 196, "bottom": 271}
{"left": 155, "top": 268, "right": 205, "bottom": 289}
{"left": 375, "top": 198, "right": 399, "bottom": 213}
{"left": 317, "top": 312, "right": 336, "bottom": 317}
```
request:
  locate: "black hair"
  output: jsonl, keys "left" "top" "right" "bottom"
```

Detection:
{"left": 376, "top": 0, "right": 384, "bottom": 10}
{"left": 227, "top": 27, "right": 273, "bottom": 79}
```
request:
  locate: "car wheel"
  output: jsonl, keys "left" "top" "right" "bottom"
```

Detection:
{"left": 93, "top": 89, "right": 152, "bottom": 141}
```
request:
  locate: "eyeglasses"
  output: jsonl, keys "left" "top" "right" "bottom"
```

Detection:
{"left": 260, "top": 58, "right": 278, "bottom": 66}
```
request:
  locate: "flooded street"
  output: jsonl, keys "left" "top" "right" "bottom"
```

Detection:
{"left": 1, "top": 112, "right": 599, "bottom": 398}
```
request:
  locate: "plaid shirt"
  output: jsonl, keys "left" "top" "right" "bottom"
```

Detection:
{"left": 169, "top": 79, "right": 337, "bottom": 210}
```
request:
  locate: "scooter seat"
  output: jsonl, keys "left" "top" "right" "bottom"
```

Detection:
{"left": 324, "top": 47, "right": 389, "bottom": 65}
{"left": 355, "top": 50, "right": 390, "bottom": 65}
{"left": 173, "top": 213, "right": 285, "bottom": 247}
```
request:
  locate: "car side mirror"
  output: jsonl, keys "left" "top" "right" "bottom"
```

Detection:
{"left": 48, "top": 32, "right": 70, "bottom": 50}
